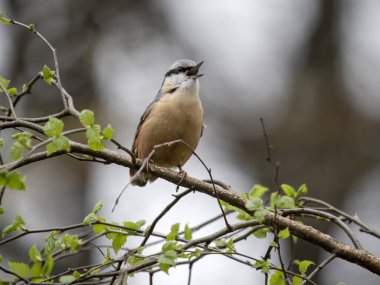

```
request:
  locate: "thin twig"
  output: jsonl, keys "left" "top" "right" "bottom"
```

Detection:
{"left": 0, "top": 81, "right": 17, "bottom": 118}
{"left": 300, "top": 253, "right": 336, "bottom": 285}
{"left": 10, "top": 19, "right": 67, "bottom": 109}
{"left": 140, "top": 189, "right": 193, "bottom": 247}
{"left": 0, "top": 186, "right": 6, "bottom": 205}
{"left": 111, "top": 138, "right": 135, "bottom": 161}
{"left": 8, "top": 72, "right": 43, "bottom": 116}
{"left": 0, "top": 223, "right": 85, "bottom": 246}
{"left": 300, "top": 196, "right": 380, "bottom": 239}
{"left": 187, "top": 262, "right": 193, "bottom": 285}
{"left": 275, "top": 233, "right": 291, "bottom": 284}
{"left": 0, "top": 109, "right": 70, "bottom": 123}
{"left": 282, "top": 208, "right": 363, "bottom": 249}
{"left": 260, "top": 117, "right": 280, "bottom": 189}
{"left": 0, "top": 265, "right": 30, "bottom": 283}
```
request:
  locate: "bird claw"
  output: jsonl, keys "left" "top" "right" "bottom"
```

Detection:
{"left": 176, "top": 166, "right": 187, "bottom": 191}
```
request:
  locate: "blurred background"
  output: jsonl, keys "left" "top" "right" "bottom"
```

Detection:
{"left": 1, "top": 0, "right": 380, "bottom": 284}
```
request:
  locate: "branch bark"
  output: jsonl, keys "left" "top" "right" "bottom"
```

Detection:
{"left": 5, "top": 141, "right": 380, "bottom": 276}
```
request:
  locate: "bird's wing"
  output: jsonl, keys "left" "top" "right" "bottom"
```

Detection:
{"left": 132, "top": 89, "right": 164, "bottom": 154}
{"left": 201, "top": 113, "right": 205, "bottom": 137}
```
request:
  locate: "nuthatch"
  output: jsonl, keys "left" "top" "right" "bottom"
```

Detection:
{"left": 130, "top": 59, "right": 204, "bottom": 186}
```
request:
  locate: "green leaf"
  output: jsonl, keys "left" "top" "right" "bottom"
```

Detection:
{"left": 235, "top": 211, "right": 253, "bottom": 221}
{"left": 136, "top": 220, "right": 146, "bottom": 228}
{"left": 2, "top": 214, "right": 25, "bottom": 236}
{"left": 294, "top": 260, "right": 315, "bottom": 275}
{"left": 43, "top": 117, "right": 64, "bottom": 137}
{"left": 15, "top": 214, "right": 25, "bottom": 226}
{"left": 42, "top": 65, "right": 55, "bottom": 85}
{"left": 276, "top": 196, "right": 296, "bottom": 209}
{"left": 46, "top": 136, "right": 70, "bottom": 155}
{"left": 226, "top": 239, "right": 236, "bottom": 252}
{"left": 102, "top": 124, "right": 115, "bottom": 140}
{"left": 11, "top": 132, "right": 32, "bottom": 148}
{"left": 158, "top": 256, "right": 176, "bottom": 266}
{"left": 123, "top": 221, "right": 139, "bottom": 234}
{"left": 0, "top": 206, "right": 4, "bottom": 215}
{"left": 164, "top": 250, "right": 177, "bottom": 260}
{"left": 162, "top": 240, "right": 176, "bottom": 253}
{"left": 253, "top": 228, "right": 269, "bottom": 239}
{"left": 42, "top": 254, "right": 54, "bottom": 277}
{"left": 184, "top": 224, "right": 192, "bottom": 241}
{"left": 270, "top": 192, "right": 280, "bottom": 208}
{"left": 80, "top": 109, "right": 95, "bottom": 127}
{"left": 86, "top": 124, "right": 101, "bottom": 138}
{"left": 93, "top": 223, "right": 106, "bottom": 234}
{"left": 278, "top": 227, "right": 290, "bottom": 239}
{"left": 29, "top": 244, "right": 42, "bottom": 262}
{"left": 0, "top": 13, "right": 11, "bottom": 24}
{"left": 31, "top": 262, "right": 42, "bottom": 280}
{"left": 245, "top": 197, "right": 263, "bottom": 211}
{"left": 0, "top": 76, "right": 10, "bottom": 92}
{"left": 7, "top": 171, "right": 26, "bottom": 190}
{"left": 270, "top": 270, "right": 285, "bottom": 285}
{"left": 189, "top": 248, "right": 202, "bottom": 259}
{"left": 249, "top": 184, "right": 269, "bottom": 198}
{"left": 22, "top": 83, "right": 28, "bottom": 93}
{"left": 215, "top": 239, "right": 225, "bottom": 248}
{"left": 297, "top": 184, "right": 308, "bottom": 196}
{"left": 0, "top": 171, "right": 7, "bottom": 186}
{"left": 281, "top": 184, "right": 296, "bottom": 198}
{"left": 31, "top": 262, "right": 42, "bottom": 278}
{"left": 86, "top": 124, "right": 104, "bottom": 151}
{"left": 93, "top": 200, "right": 104, "bottom": 214}
{"left": 166, "top": 223, "right": 180, "bottom": 241}
{"left": 70, "top": 235, "right": 81, "bottom": 252}
{"left": 158, "top": 261, "right": 171, "bottom": 274}
{"left": 44, "top": 231, "right": 58, "bottom": 256}
{"left": 59, "top": 275, "right": 76, "bottom": 283}
{"left": 158, "top": 255, "right": 176, "bottom": 274}
{"left": 61, "top": 234, "right": 82, "bottom": 252}
{"left": 137, "top": 246, "right": 144, "bottom": 255}
{"left": 73, "top": 271, "right": 81, "bottom": 279}
{"left": 10, "top": 142, "right": 23, "bottom": 161}
{"left": 102, "top": 248, "right": 112, "bottom": 264}
{"left": 83, "top": 212, "right": 97, "bottom": 225}
{"left": 7, "top": 87, "right": 17, "bottom": 96}
{"left": 293, "top": 276, "right": 302, "bottom": 285}
{"left": 269, "top": 241, "right": 278, "bottom": 248}
{"left": 254, "top": 208, "right": 270, "bottom": 223}
{"left": 0, "top": 170, "right": 27, "bottom": 190}
{"left": 0, "top": 138, "right": 4, "bottom": 149}
{"left": 128, "top": 255, "right": 145, "bottom": 266}
{"left": 28, "top": 23, "right": 36, "bottom": 33}
{"left": 253, "top": 259, "right": 270, "bottom": 274}
{"left": 9, "top": 262, "right": 30, "bottom": 279}
{"left": 112, "top": 234, "right": 127, "bottom": 254}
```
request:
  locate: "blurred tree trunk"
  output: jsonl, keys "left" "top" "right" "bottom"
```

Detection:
{"left": 2, "top": 0, "right": 168, "bottom": 270}
{"left": 230, "top": 0, "right": 380, "bottom": 280}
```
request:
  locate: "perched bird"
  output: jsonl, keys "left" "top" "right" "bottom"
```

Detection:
{"left": 130, "top": 59, "right": 204, "bottom": 186}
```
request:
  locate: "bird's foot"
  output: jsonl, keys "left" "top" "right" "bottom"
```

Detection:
{"left": 176, "top": 165, "right": 187, "bottom": 192}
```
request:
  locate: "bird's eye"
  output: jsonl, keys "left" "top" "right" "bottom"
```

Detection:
{"left": 165, "top": 66, "right": 191, "bottom": 77}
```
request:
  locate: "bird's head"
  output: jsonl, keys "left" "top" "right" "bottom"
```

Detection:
{"left": 162, "top": 59, "right": 204, "bottom": 94}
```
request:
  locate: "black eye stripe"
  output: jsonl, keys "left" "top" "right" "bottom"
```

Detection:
{"left": 165, "top": 66, "right": 192, "bottom": 77}
{"left": 167, "top": 86, "right": 178, "bottom": 93}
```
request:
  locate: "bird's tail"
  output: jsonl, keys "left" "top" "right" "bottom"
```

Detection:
{"left": 130, "top": 168, "right": 157, "bottom": 187}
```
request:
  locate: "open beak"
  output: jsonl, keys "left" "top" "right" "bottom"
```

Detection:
{"left": 187, "top": 61, "right": 204, "bottom": 78}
